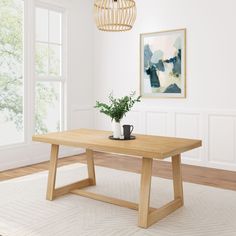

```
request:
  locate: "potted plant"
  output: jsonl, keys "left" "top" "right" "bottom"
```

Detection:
{"left": 95, "top": 92, "right": 141, "bottom": 138}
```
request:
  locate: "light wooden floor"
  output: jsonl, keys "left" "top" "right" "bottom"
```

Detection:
{"left": 1, "top": 152, "right": 236, "bottom": 191}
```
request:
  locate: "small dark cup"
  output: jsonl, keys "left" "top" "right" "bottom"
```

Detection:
{"left": 123, "top": 125, "right": 134, "bottom": 140}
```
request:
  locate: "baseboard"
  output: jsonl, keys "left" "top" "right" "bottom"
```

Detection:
{"left": 163, "top": 156, "right": 236, "bottom": 171}
{"left": 0, "top": 147, "right": 85, "bottom": 171}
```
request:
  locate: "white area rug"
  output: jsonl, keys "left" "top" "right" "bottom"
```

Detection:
{"left": 0, "top": 163, "right": 236, "bottom": 236}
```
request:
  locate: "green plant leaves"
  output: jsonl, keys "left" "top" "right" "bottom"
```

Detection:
{"left": 94, "top": 92, "right": 141, "bottom": 122}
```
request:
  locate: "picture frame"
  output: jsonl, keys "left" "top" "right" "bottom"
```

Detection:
{"left": 140, "top": 29, "right": 186, "bottom": 98}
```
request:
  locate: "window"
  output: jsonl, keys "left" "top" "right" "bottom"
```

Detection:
{"left": 0, "top": 1, "right": 66, "bottom": 148}
{"left": 0, "top": 0, "right": 24, "bottom": 146}
{"left": 35, "top": 6, "right": 65, "bottom": 134}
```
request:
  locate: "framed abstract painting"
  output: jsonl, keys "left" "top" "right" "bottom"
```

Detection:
{"left": 140, "top": 29, "right": 186, "bottom": 98}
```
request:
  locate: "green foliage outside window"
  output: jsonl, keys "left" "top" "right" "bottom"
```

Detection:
{"left": 0, "top": 0, "right": 59, "bottom": 135}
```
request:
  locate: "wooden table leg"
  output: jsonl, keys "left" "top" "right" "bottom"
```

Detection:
{"left": 46, "top": 144, "right": 59, "bottom": 201}
{"left": 138, "top": 157, "right": 153, "bottom": 228}
{"left": 45, "top": 148, "right": 96, "bottom": 200}
{"left": 172, "top": 154, "right": 184, "bottom": 205}
{"left": 86, "top": 149, "right": 96, "bottom": 185}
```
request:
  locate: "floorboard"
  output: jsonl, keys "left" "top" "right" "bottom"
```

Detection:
{"left": 1, "top": 152, "right": 236, "bottom": 191}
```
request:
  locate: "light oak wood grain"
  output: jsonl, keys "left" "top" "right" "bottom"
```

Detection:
{"left": 46, "top": 144, "right": 59, "bottom": 200}
{"left": 86, "top": 149, "right": 96, "bottom": 185}
{"left": 71, "top": 189, "right": 155, "bottom": 212}
{"left": 32, "top": 129, "right": 202, "bottom": 159}
{"left": 54, "top": 178, "right": 91, "bottom": 198}
{"left": 148, "top": 198, "right": 183, "bottom": 227}
{"left": 1, "top": 153, "right": 236, "bottom": 191}
{"left": 32, "top": 129, "right": 202, "bottom": 228}
{"left": 172, "top": 154, "right": 184, "bottom": 203}
{"left": 138, "top": 157, "right": 153, "bottom": 228}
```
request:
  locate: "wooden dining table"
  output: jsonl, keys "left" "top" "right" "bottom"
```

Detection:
{"left": 32, "top": 128, "right": 202, "bottom": 228}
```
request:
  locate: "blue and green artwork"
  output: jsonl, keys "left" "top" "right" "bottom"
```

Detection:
{"left": 140, "top": 29, "right": 186, "bottom": 98}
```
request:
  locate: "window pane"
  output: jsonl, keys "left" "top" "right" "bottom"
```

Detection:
{"left": 36, "top": 7, "right": 48, "bottom": 42}
{"left": 0, "top": 0, "right": 24, "bottom": 146}
{"left": 35, "top": 82, "right": 61, "bottom": 134}
{"left": 49, "top": 44, "right": 61, "bottom": 76}
{"left": 35, "top": 42, "right": 48, "bottom": 76}
{"left": 49, "top": 11, "right": 61, "bottom": 44}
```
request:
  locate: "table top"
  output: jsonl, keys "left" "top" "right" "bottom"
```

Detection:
{"left": 32, "top": 129, "right": 202, "bottom": 159}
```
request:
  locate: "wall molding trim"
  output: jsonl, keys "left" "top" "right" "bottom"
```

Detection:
{"left": 95, "top": 106, "right": 236, "bottom": 171}
{"left": 0, "top": 104, "right": 94, "bottom": 172}
{"left": 2, "top": 105, "right": 235, "bottom": 172}
{"left": 0, "top": 145, "right": 85, "bottom": 172}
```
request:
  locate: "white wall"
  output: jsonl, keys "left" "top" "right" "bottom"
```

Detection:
{"left": 0, "top": 0, "right": 94, "bottom": 171}
{"left": 2, "top": 0, "right": 236, "bottom": 172}
{"left": 93, "top": 0, "right": 236, "bottom": 171}
{"left": 67, "top": 0, "right": 94, "bottom": 130}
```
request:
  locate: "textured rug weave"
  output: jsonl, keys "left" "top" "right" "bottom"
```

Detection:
{"left": 0, "top": 163, "right": 236, "bottom": 236}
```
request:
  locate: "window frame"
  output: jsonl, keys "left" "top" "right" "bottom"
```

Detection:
{"left": 0, "top": 0, "right": 26, "bottom": 149}
{"left": 0, "top": 0, "right": 67, "bottom": 150}
{"left": 34, "top": 1, "right": 67, "bottom": 134}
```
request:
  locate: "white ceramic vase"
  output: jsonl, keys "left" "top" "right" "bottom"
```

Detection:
{"left": 112, "top": 121, "right": 121, "bottom": 139}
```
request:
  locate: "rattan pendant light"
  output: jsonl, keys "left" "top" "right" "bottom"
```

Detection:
{"left": 94, "top": 0, "right": 136, "bottom": 32}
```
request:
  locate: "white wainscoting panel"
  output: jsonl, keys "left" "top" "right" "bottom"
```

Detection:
{"left": 0, "top": 106, "right": 94, "bottom": 171}
{"left": 93, "top": 107, "right": 236, "bottom": 171}
{"left": 146, "top": 112, "right": 168, "bottom": 136}
{"left": 175, "top": 113, "right": 201, "bottom": 160}
{"left": 209, "top": 115, "right": 236, "bottom": 163}
{"left": 122, "top": 111, "right": 143, "bottom": 134}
